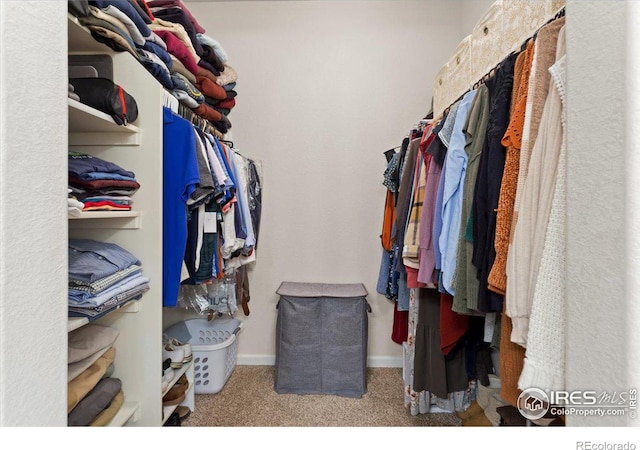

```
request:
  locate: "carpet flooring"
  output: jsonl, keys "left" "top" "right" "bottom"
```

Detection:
{"left": 182, "top": 365, "right": 463, "bottom": 427}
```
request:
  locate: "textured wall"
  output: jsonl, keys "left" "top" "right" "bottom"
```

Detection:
{"left": 0, "top": 1, "right": 68, "bottom": 425}
{"left": 181, "top": 0, "right": 466, "bottom": 364}
{"left": 566, "top": 0, "right": 640, "bottom": 427}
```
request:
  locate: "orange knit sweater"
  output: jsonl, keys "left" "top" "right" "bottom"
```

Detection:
{"left": 488, "top": 40, "right": 536, "bottom": 295}
{"left": 495, "top": 45, "right": 534, "bottom": 406}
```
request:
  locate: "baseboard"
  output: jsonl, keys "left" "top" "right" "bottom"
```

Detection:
{"left": 237, "top": 355, "right": 403, "bottom": 368}
{"left": 367, "top": 356, "right": 403, "bottom": 368}
{"left": 237, "top": 355, "right": 276, "bottom": 366}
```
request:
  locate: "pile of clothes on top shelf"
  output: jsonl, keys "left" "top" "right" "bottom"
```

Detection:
{"left": 68, "top": 238, "right": 150, "bottom": 321}
{"left": 68, "top": 324, "right": 123, "bottom": 426}
{"left": 68, "top": 0, "right": 238, "bottom": 135}
{"left": 68, "top": 152, "right": 140, "bottom": 215}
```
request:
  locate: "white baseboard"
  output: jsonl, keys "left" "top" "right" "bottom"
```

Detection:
{"left": 237, "top": 355, "right": 403, "bottom": 368}
{"left": 367, "top": 356, "right": 403, "bottom": 368}
{"left": 237, "top": 355, "right": 276, "bottom": 366}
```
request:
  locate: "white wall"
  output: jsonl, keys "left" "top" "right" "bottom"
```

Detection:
{"left": 183, "top": 0, "right": 465, "bottom": 365}
{"left": 459, "top": 0, "right": 495, "bottom": 32}
{"left": 565, "top": 0, "right": 640, "bottom": 427}
{"left": 0, "top": 0, "right": 68, "bottom": 426}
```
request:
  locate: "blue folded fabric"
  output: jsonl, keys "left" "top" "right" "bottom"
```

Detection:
{"left": 69, "top": 275, "right": 149, "bottom": 307}
{"left": 69, "top": 272, "right": 145, "bottom": 303}
{"left": 69, "top": 239, "right": 141, "bottom": 283}
{"left": 77, "top": 172, "right": 138, "bottom": 182}
{"left": 69, "top": 152, "right": 135, "bottom": 179}
{"left": 69, "top": 293, "right": 145, "bottom": 322}
{"left": 89, "top": 0, "right": 151, "bottom": 37}
{"left": 142, "top": 40, "right": 173, "bottom": 68}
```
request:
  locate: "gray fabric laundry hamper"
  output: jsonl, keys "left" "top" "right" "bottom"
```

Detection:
{"left": 274, "top": 281, "right": 370, "bottom": 398}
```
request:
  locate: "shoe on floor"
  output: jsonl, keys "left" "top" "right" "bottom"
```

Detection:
{"left": 163, "top": 412, "right": 181, "bottom": 426}
{"left": 456, "top": 400, "right": 483, "bottom": 420}
{"left": 463, "top": 409, "right": 494, "bottom": 426}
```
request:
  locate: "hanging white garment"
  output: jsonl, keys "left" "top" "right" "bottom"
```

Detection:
{"left": 519, "top": 50, "right": 567, "bottom": 393}
{"left": 505, "top": 26, "right": 566, "bottom": 347}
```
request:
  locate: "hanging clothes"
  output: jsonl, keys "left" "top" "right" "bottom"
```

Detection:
{"left": 488, "top": 40, "right": 536, "bottom": 296}
{"left": 393, "top": 135, "right": 421, "bottom": 311}
{"left": 416, "top": 116, "right": 447, "bottom": 286}
{"left": 403, "top": 126, "right": 431, "bottom": 288}
{"left": 161, "top": 107, "right": 199, "bottom": 307}
{"left": 471, "top": 51, "right": 517, "bottom": 314}
{"left": 506, "top": 26, "right": 567, "bottom": 347}
{"left": 490, "top": 46, "right": 530, "bottom": 406}
{"left": 404, "top": 288, "right": 474, "bottom": 415}
{"left": 519, "top": 31, "right": 567, "bottom": 394}
{"left": 451, "top": 83, "right": 490, "bottom": 314}
{"left": 439, "top": 89, "right": 477, "bottom": 296}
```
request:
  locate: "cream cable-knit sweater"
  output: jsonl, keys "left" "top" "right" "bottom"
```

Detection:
{"left": 506, "top": 25, "right": 566, "bottom": 346}
{"left": 505, "top": 18, "right": 565, "bottom": 344}
{"left": 519, "top": 50, "right": 567, "bottom": 393}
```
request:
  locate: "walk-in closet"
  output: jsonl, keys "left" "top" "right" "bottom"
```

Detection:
{"left": 1, "top": 0, "right": 639, "bottom": 442}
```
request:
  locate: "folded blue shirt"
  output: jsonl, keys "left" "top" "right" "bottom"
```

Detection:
{"left": 69, "top": 271, "right": 144, "bottom": 302}
{"left": 142, "top": 40, "right": 173, "bottom": 68}
{"left": 69, "top": 239, "right": 141, "bottom": 283}
{"left": 137, "top": 50, "right": 174, "bottom": 90}
{"left": 89, "top": 0, "right": 151, "bottom": 37}
{"left": 68, "top": 275, "right": 149, "bottom": 308}
{"left": 77, "top": 172, "right": 138, "bottom": 182}
{"left": 69, "top": 152, "right": 135, "bottom": 179}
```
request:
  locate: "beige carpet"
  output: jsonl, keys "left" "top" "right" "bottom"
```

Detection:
{"left": 183, "top": 365, "right": 462, "bottom": 427}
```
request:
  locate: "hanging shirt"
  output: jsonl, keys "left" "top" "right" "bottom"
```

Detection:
{"left": 451, "top": 84, "right": 490, "bottom": 314}
{"left": 439, "top": 89, "right": 478, "bottom": 296}
{"left": 417, "top": 116, "right": 447, "bottom": 286}
{"left": 162, "top": 107, "right": 199, "bottom": 307}
{"left": 231, "top": 150, "right": 256, "bottom": 252}
{"left": 472, "top": 52, "right": 517, "bottom": 314}
{"left": 432, "top": 102, "right": 459, "bottom": 279}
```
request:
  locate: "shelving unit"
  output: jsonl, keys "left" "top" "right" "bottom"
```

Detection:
{"left": 68, "top": 12, "right": 164, "bottom": 427}
{"left": 162, "top": 361, "right": 195, "bottom": 425}
{"left": 69, "top": 211, "right": 142, "bottom": 230}
{"left": 68, "top": 98, "right": 140, "bottom": 134}
{"left": 69, "top": 211, "right": 140, "bottom": 220}
{"left": 107, "top": 402, "right": 141, "bottom": 427}
{"left": 66, "top": 298, "right": 141, "bottom": 334}
{"left": 68, "top": 98, "right": 140, "bottom": 147}
{"left": 67, "top": 317, "right": 89, "bottom": 333}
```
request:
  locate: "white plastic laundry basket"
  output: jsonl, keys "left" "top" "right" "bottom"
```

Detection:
{"left": 164, "top": 317, "right": 243, "bottom": 394}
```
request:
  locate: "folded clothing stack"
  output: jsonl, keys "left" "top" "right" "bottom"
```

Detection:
{"left": 68, "top": 324, "right": 123, "bottom": 426}
{"left": 68, "top": 238, "right": 150, "bottom": 321}
{"left": 72, "top": 1, "right": 175, "bottom": 91}
{"left": 68, "top": 188, "right": 84, "bottom": 217}
{"left": 68, "top": 152, "right": 139, "bottom": 213}
{"left": 68, "top": 0, "right": 238, "bottom": 136}
{"left": 147, "top": 0, "right": 238, "bottom": 134}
